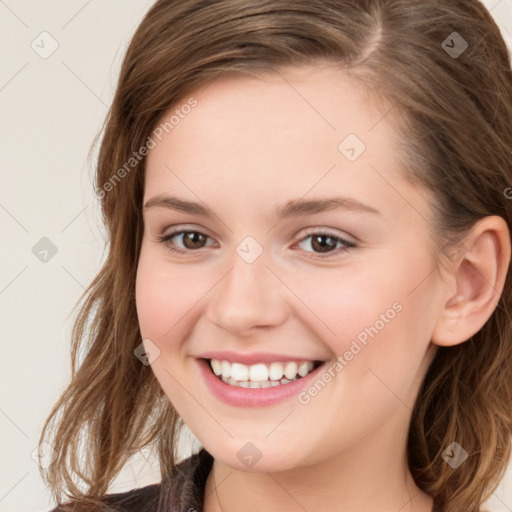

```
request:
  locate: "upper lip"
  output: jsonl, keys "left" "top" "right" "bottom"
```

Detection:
{"left": 197, "top": 351, "right": 326, "bottom": 365}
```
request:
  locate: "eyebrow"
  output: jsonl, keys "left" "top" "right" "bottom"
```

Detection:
{"left": 143, "top": 194, "right": 381, "bottom": 219}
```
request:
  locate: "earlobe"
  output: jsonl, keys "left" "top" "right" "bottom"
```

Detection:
{"left": 431, "top": 216, "right": 511, "bottom": 347}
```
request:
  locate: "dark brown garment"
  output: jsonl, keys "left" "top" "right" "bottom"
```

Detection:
{"left": 48, "top": 448, "right": 444, "bottom": 512}
{"left": 47, "top": 447, "right": 214, "bottom": 512}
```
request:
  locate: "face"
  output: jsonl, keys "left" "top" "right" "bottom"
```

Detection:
{"left": 135, "top": 64, "right": 444, "bottom": 472}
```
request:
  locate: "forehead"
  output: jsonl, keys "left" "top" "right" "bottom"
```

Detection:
{"left": 143, "top": 64, "right": 427, "bottom": 223}
{"left": 149, "top": 64, "right": 394, "bottom": 159}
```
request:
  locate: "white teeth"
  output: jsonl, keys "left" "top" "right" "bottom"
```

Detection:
{"left": 298, "top": 361, "right": 311, "bottom": 377}
{"left": 221, "top": 360, "right": 231, "bottom": 378}
{"left": 211, "top": 359, "right": 222, "bottom": 376}
{"left": 269, "top": 362, "right": 284, "bottom": 381}
{"left": 221, "top": 375, "right": 299, "bottom": 387}
{"left": 249, "top": 363, "right": 268, "bottom": 382}
{"left": 284, "top": 362, "right": 298, "bottom": 379}
{"left": 209, "top": 359, "right": 317, "bottom": 387}
{"left": 230, "top": 363, "right": 249, "bottom": 381}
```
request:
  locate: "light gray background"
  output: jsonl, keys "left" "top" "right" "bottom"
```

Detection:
{"left": 1, "top": 1, "right": 511, "bottom": 511}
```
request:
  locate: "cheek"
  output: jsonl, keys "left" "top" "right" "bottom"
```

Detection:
{"left": 286, "top": 259, "right": 406, "bottom": 349}
{"left": 134, "top": 247, "right": 203, "bottom": 408}
{"left": 287, "top": 250, "right": 436, "bottom": 383}
{"left": 135, "top": 246, "right": 199, "bottom": 344}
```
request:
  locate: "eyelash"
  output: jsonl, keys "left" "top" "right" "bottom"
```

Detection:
{"left": 156, "top": 228, "right": 356, "bottom": 259}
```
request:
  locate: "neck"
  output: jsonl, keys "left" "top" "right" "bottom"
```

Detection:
{"left": 203, "top": 423, "right": 434, "bottom": 512}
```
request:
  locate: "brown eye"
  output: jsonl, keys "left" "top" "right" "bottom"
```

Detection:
{"left": 181, "top": 232, "right": 207, "bottom": 249}
{"left": 296, "top": 230, "right": 355, "bottom": 258}
{"left": 310, "top": 234, "right": 338, "bottom": 253}
{"left": 158, "top": 230, "right": 214, "bottom": 254}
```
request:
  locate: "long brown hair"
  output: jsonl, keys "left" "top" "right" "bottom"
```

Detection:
{"left": 38, "top": 1, "right": 512, "bottom": 511}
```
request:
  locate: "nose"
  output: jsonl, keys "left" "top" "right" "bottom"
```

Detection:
{"left": 206, "top": 245, "right": 289, "bottom": 335}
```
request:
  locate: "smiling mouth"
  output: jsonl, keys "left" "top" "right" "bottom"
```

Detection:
{"left": 203, "top": 358, "right": 325, "bottom": 388}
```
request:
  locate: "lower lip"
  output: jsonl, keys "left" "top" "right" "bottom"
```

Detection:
{"left": 197, "top": 358, "right": 327, "bottom": 407}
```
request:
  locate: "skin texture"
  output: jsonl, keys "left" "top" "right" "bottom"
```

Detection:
{"left": 135, "top": 64, "right": 510, "bottom": 512}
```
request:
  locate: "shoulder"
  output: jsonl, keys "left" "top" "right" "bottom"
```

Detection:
{"left": 47, "top": 482, "right": 161, "bottom": 512}
{"left": 46, "top": 447, "right": 214, "bottom": 512}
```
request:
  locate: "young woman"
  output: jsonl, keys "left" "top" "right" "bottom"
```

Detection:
{"left": 39, "top": 1, "right": 512, "bottom": 511}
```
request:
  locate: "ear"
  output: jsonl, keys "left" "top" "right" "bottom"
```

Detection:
{"left": 431, "top": 215, "right": 511, "bottom": 347}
